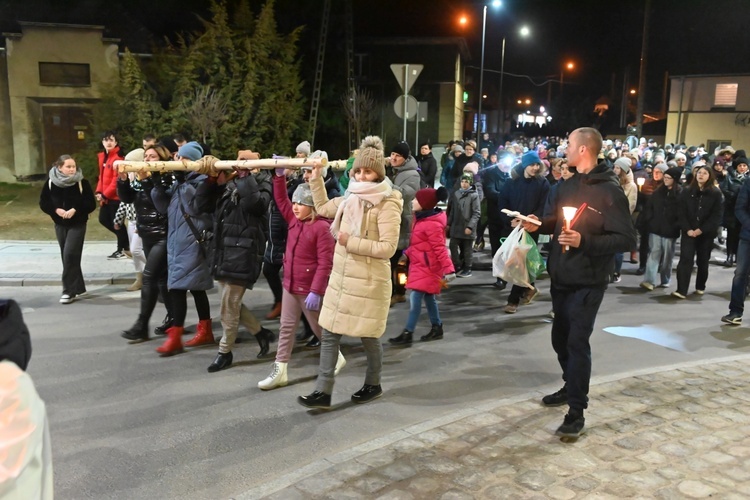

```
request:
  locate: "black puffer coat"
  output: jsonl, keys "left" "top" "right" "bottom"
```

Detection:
{"left": 196, "top": 171, "right": 272, "bottom": 288}
{"left": 117, "top": 178, "right": 168, "bottom": 239}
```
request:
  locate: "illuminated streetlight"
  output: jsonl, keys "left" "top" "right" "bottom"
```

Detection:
{"left": 476, "top": 1, "right": 503, "bottom": 145}
{"left": 498, "top": 25, "right": 530, "bottom": 135}
{"left": 630, "top": 89, "right": 637, "bottom": 95}
{"left": 525, "top": 98, "right": 531, "bottom": 105}
{"left": 516, "top": 99, "right": 522, "bottom": 104}
{"left": 560, "top": 61, "right": 575, "bottom": 96}
{"left": 482, "top": 94, "right": 487, "bottom": 99}
{"left": 459, "top": 16, "right": 467, "bottom": 25}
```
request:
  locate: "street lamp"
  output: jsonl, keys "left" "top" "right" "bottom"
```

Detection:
{"left": 498, "top": 25, "right": 530, "bottom": 136}
{"left": 560, "top": 61, "right": 575, "bottom": 96}
{"left": 476, "top": 0, "right": 502, "bottom": 145}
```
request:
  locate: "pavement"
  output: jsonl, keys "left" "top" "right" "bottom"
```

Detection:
{"left": 4, "top": 239, "right": 750, "bottom": 499}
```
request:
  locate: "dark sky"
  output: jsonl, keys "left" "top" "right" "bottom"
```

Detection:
{"left": 2, "top": 0, "right": 749, "bottom": 109}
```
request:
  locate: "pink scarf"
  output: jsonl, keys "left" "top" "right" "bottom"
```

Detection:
{"left": 331, "top": 179, "right": 393, "bottom": 238}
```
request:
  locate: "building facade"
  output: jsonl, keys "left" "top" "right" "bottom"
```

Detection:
{"left": 666, "top": 74, "right": 750, "bottom": 151}
{"left": 0, "top": 22, "right": 119, "bottom": 182}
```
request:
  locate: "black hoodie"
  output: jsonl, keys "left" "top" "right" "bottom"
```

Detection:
{"left": 540, "top": 162, "right": 637, "bottom": 288}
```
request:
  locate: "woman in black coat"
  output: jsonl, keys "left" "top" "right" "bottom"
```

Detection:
{"left": 416, "top": 143, "right": 438, "bottom": 188}
{"left": 39, "top": 155, "right": 96, "bottom": 304}
{"left": 118, "top": 144, "right": 173, "bottom": 342}
{"left": 673, "top": 165, "right": 724, "bottom": 298}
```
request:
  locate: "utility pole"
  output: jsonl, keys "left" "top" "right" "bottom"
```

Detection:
{"left": 635, "top": 0, "right": 651, "bottom": 137}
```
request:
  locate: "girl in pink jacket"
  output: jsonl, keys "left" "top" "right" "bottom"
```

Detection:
{"left": 389, "top": 186, "right": 455, "bottom": 345}
{"left": 258, "top": 172, "right": 338, "bottom": 390}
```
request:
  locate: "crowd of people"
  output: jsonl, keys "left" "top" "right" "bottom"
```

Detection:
{"left": 37, "top": 125, "right": 748, "bottom": 439}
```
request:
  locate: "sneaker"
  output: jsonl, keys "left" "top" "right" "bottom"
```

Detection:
{"left": 334, "top": 350, "right": 347, "bottom": 376}
{"left": 611, "top": 273, "right": 622, "bottom": 283}
{"left": 555, "top": 410, "right": 585, "bottom": 438}
{"left": 107, "top": 250, "right": 127, "bottom": 260}
{"left": 695, "top": 289, "right": 705, "bottom": 295}
{"left": 457, "top": 269, "right": 473, "bottom": 278}
{"left": 492, "top": 279, "right": 507, "bottom": 291}
{"left": 542, "top": 386, "right": 568, "bottom": 407}
{"left": 639, "top": 282, "right": 654, "bottom": 291}
{"left": 721, "top": 312, "right": 743, "bottom": 325}
{"left": 59, "top": 293, "right": 73, "bottom": 305}
{"left": 503, "top": 303, "right": 518, "bottom": 314}
{"left": 520, "top": 287, "right": 539, "bottom": 305}
{"left": 671, "top": 291, "right": 686, "bottom": 299}
{"left": 548, "top": 309, "right": 555, "bottom": 319}
{"left": 658, "top": 282, "right": 670, "bottom": 288}
{"left": 351, "top": 384, "right": 383, "bottom": 404}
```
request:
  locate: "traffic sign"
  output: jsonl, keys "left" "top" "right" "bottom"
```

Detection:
{"left": 394, "top": 95, "right": 418, "bottom": 120}
{"left": 390, "top": 64, "right": 423, "bottom": 94}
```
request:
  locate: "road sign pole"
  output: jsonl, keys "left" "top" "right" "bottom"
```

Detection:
{"left": 402, "top": 64, "right": 409, "bottom": 141}
{"left": 415, "top": 104, "right": 419, "bottom": 148}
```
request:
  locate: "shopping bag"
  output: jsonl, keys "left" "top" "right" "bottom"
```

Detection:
{"left": 523, "top": 230, "right": 546, "bottom": 282}
{"left": 492, "top": 225, "right": 533, "bottom": 287}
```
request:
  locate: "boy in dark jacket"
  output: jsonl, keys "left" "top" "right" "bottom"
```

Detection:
{"left": 447, "top": 174, "right": 481, "bottom": 277}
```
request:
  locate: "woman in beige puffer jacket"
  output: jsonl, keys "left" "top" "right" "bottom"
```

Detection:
{"left": 298, "top": 136, "right": 403, "bottom": 410}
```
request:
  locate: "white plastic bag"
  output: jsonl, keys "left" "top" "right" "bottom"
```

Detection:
{"left": 492, "top": 225, "right": 533, "bottom": 288}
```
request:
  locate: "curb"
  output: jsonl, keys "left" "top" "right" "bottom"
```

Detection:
{"left": 235, "top": 352, "right": 750, "bottom": 500}
{"left": 0, "top": 274, "right": 136, "bottom": 287}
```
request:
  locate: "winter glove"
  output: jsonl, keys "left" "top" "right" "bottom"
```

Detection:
{"left": 304, "top": 292, "right": 322, "bottom": 311}
{"left": 444, "top": 273, "right": 456, "bottom": 283}
{"left": 275, "top": 168, "right": 286, "bottom": 177}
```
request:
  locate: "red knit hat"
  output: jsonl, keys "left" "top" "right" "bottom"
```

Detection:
{"left": 415, "top": 186, "right": 448, "bottom": 211}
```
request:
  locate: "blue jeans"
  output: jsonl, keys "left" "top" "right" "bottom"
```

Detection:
{"left": 613, "top": 252, "right": 624, "bottom": 274}
{"left": 550, "top": 285, "right": 605, "bottom": 413}
{"left": 729, "top": 239, "right": 750, "bottom": 315}
{"left": 405, "top": 290, "right": 441, "bottom": 332}
{"left": 643, "top": 234, "right": 676, "bottom": 285}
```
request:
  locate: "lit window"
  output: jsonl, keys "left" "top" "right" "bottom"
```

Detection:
{"left": 714, "top": 83, "right": 738, "bottom": 107}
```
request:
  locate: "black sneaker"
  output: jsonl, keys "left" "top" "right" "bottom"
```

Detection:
{"left": 351, "top": 384, "right": 383, "bottom": 404}
{"left": 297, "top": 391, "right": 331, "bottom": 409}
{"left": 542, "top": 386, "right": 568, "bottom": 407}
{"left": 555, "top": 410, "right": 585, "bottom": 438}
{"left": 612, "top": 273, "right": 621, "bottom": 283}
{"left": 107, "top": 250, "right": 127, "bottom": 260}
{"left": 721, "top": 312, "right": 743, "bottom": 325}
{"left": 305, "top": 337, "right": 321, "bottom": 349}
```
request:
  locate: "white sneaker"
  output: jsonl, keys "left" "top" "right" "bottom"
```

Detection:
{"left": 334, "top": 350, "right": 347, "bottom": 376}
{"left": 258, "top": 362, "right": 288, "bottom": 390}
{"left": 60, "top": 294, "right": 73, "bottom": 305}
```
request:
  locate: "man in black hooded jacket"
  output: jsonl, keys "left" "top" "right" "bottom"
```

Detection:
{"left": 523, "top": 127, "right": 636, "bottom": 438}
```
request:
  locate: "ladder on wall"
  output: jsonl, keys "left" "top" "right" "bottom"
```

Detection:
{"left": 308, "top": 0, "right": 331, "bottom": 147}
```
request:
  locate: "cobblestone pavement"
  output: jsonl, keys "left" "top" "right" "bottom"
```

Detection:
{"left": 243, "top": 355, "right": 750, "bottom": 499}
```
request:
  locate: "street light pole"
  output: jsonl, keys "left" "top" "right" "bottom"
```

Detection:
{"left": 477, "top": 4, "right": 487, "bottom": 146}
{"left": 498, "top": 35, "right": 506, "bottom": 136}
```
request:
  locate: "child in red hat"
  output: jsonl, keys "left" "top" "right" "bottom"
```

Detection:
{"left": 389, "top": 186, "right": 455, "bottom": 345}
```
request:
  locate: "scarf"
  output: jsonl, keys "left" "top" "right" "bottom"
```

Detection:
{"left": 49, "top": 167, "right": 83, "bottom": 188}
{"left": 331, "top": 179, "right": 393, "bottom": 239}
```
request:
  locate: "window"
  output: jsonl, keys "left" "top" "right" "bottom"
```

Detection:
{"left": 39, "top": 62, "right": 91, "bottom": 87}
{"left": 714, "top": 83, "right": 738, "bottom": 107}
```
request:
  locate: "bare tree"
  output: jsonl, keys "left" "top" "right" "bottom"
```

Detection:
{"left": 341, "top": 85, "right": 376, "bottom": 147}
{"left": 182, "top": 87, "right": 229, "bottom": 144}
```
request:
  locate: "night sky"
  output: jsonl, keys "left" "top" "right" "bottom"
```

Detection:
{"left": 2, "top": 0, "right": 749, "bottom": 110}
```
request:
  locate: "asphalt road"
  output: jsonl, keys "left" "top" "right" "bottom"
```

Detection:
{"left": 8, "top": 260, "right": 748, "bottom": 499}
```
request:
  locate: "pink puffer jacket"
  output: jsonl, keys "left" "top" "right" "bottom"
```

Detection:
{"left": 404, "top": 210, "right": 454, "bottom": 294}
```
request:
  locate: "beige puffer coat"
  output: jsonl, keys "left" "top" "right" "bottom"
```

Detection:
{"left": 310, "top": 176, "right": 403, "bottom": 338}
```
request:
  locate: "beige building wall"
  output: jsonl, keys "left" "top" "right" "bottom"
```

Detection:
{"left": 2, "top": 23, "right": 119, "bottom": 180}
{"left": 666, "top": 75, "right": 750, "bottom": 148}
{"left": 437, "top": 53, "right": 464, "bottom": 144}
{"left": 0, "top": 55, "right": 15, "bottom": 182}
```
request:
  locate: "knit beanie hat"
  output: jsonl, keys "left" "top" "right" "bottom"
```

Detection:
{"left": 674, "top": 152, "right": 687, "bottom": 161}
{"left": 125, "top": 148, "right": 145, "bottom": 162}
{"left": 352, "top": 136, "right": 386, "bottom": 180}
{"left": 653, "top": 163, "right": 668, "bottom": 173}
{"left": 177, "top": 141, "right": 204, "bottom": 161}
{"left": 664, "top": 167, "right": 683, "bottom": 181}
{"left": 463, "top": 161, "right": 479, "bottom": 176}
{"left": 296, "top": 141, "right": 311, "bottom": 156}
{"left": 415, "top": 186, "right": 448, "bottom": 211}
{"left": 292, "top": 183, "right": 315, "bottom": 207}
{"left": 460, "top": 173, "right": 474, "bottom": 185}
{"left": 453, "top": 144, "right": 465, "bottom": 154}
{"left": 390, "top": 141, "right": 411, "bottom": 159}
{"left": 614, "top": 157, "right": 631, "bottom": 173}
{"left": 309, "top": 150, "right": 329, "bottom": 177}
{"left": 521, "top": 150, "right": 542, "bottom": 168}
{"left": 736, "top": 157, "right": 749, "bottom": 167}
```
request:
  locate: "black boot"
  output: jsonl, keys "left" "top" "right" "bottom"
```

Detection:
{"left": 388, "top": 330, "right": 413, "bottom": 346}
{"left": 255, "top": 327, "right": 275, "bottom": 358}
{"left": 724, "top": 254, "right": 735, "bottom": 267}
{"left": 420, "top": 324, "right": 444, "bottom": 342}
{"left": 154, "top": 313, "right": 173, "bottom": 336}
{"left": 121, "top": 316, "right": 149, "bottom": 343}
{"left": 207, "top": 351, "right": 233, "bottom": 373}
